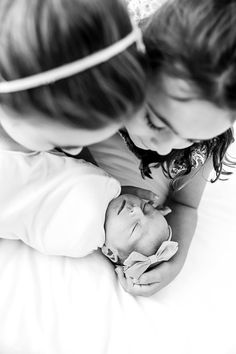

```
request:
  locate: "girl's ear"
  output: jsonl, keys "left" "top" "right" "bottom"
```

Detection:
{"left": 101, "top": 245, "right": 119, "bottom": 263}
{"left": 158, "top": 206, "right": 172, "bottom": 216}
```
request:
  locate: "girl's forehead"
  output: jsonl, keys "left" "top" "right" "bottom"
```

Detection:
{"left": 149, "top": 73, "right": 200, "bottom": 101}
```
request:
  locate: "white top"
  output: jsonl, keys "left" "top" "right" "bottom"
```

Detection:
{"left": 0, "top": 150, "right": 120, "bottom": 257}
{"left": 89, "top": 133, "right": 170, "bottom": 203}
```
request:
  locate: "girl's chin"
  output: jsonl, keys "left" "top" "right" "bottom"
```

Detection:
{"left": 129, "top": 135, "right": 150, "bottom": 150}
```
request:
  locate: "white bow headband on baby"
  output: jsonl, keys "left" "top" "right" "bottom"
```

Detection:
{"left": 0, "top": 22, "right": 144, "bottom": 94}
{"left": 123, "top": 226, "right": 178, "bottom": 281}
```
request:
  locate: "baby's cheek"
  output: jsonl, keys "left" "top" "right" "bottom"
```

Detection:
{"left": 105, "top": 219, "right": 124, "bottom": 248}
{"left": 133, "top": 236, "right": 154, "bottom": 257}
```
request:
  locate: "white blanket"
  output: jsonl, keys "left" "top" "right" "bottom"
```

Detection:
{"left": 0, "top": 141, "right": 236, "bottom": 354}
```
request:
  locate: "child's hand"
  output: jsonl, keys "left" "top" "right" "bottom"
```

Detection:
{"left": 121, "top": 186, "right": 159, "bottom": 208}
{"left": 115, "top": 253, "right": 184, "bottom": 297}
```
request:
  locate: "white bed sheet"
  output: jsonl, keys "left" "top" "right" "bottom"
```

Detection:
{"left": 0, "top": 142, "right": 236, "bottom": 354}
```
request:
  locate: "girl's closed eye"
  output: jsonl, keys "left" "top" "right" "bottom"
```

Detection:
{"left": 145, "top": 110, "right": 165, "bottom": 132}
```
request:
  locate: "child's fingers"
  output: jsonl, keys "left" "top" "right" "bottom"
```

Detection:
{"left": 115, "top": 266, "right": 127, "bottom": 286}
{"left": 137, "top": 268, "right": 163, "bottom": 285}
{"left": 158, "top": 206, "right": 172, "bottom": 216}
{"left": 148, "top": 198, "right": 159, "bottom": 208}
{"left": 115, "top": 267, "right": 161, "bottom": 297}
{"left": 115, "top": 266, "right": 124, "bottom": 278}
{"left": 136, "top": 189, "right": 159, "bottom": 206}
{"left": 121, "top": 186, "right": 159, "bottom": 206}
{"left": 115, "top": 267, "right": 136, "bottom": 293}
{"left": 132, "top": 282, "right": 162, "bottom": 297}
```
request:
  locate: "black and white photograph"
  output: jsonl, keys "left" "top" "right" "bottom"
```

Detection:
{"left": 0, "top": 0, "right": 235, "bottom": 353}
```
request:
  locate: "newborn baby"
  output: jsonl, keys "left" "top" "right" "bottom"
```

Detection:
{"left": 102, "top": 194, "right": 178, "bottom": 282}
{"left": 0, "top": 151, "right": 177, "bottom": 267}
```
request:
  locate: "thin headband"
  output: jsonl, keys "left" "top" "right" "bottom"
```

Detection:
{"left": 0, "top": 24, "right": 145, "bottom": 93}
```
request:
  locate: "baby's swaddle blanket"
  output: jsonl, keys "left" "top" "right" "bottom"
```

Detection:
{"left": 0, "top": 150, "right": 120, "bottom": 256}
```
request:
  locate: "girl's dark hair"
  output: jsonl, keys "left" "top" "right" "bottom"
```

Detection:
{"left": 0, "top": 0, "right": 146, "bottom": 130}
{"left": 120, "top": 128, "right": 235, "bottom": 189}
{"left": 135, "top": 0, "right": 236, "bottom": 184}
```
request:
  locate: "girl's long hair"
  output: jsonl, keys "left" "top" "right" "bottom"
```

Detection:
{"left": 0, "top": 0, "right": 146, "bottom": 130}
{"left": 120, "top": 127, "right": 235, "bottom": 190}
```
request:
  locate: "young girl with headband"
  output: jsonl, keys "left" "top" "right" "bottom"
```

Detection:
{"left": 89, "top": 0, "right": 236, "bottom": 296}
{"left": 0, "top": 0, "right": 146, "bottom": 152}
{"left": 0, "top": 0, "right": 164, "bottom": 262}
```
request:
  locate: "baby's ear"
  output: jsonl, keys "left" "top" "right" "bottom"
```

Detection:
{"left": 158, "top": 206, "right": 172, "bottom": 216}
{"left": 101, "top": 245, "right": 119, "bottom": 263}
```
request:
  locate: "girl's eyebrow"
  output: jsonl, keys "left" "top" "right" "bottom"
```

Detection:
{"left": 147, "top": 103, "right": 179, "bottom": 135}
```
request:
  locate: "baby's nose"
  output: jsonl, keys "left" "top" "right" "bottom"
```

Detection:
{"left": 143, "top": 202, "right": 154, "bottom": 214}
{"left": 128, "top": 204, "right": 143, "bottom": 216}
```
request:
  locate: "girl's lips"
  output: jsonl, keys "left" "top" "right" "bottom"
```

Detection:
{"left": 129, "top": 134, "right": 149, "bottom": 150}
{"left": 136, "top": 138, "right": 149, "bottom": 150}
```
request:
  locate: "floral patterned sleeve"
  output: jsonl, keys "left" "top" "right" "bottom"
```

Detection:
{"left": 125, "top": 0, "right": 167, "bottom": 22}
{"left": 119, "top": 129, "right": 210, "bottom": 183}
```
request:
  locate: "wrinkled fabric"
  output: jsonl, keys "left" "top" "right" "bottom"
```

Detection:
{"left": 0, "top": 150, "right": 121, "bottom": 257}
{"left": 123, "top": 239, "right": 178, "bottom": 281}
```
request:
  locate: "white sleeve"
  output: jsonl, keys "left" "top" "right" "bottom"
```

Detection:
{"left": 0, "top": 152, "right": 121, "bottom": 257}
{"left": 89, "top": 133, "right": 170, "bottom": 201}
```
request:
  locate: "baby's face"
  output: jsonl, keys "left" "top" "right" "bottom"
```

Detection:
{"left": 105, "top": 194, "right": 170, "bottom": 259}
